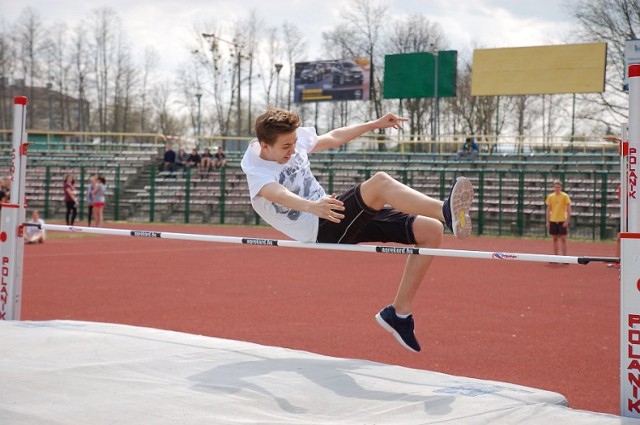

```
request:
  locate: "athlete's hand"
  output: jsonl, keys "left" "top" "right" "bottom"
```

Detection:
{"left": 374, "top": 113, "right": 408, "bottom": 130}
{"left": 311, "top": 194, "right": 345, "bottom": 223}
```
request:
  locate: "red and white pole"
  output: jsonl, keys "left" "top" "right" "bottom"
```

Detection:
{"left": 621, "top": 124, "right": 628, "bottom": 233}
{"left": 0, "top": 96, "right": 29, "bottom": 320}
{"left": 621, "top": 63, "right": 640, "bottom": 417}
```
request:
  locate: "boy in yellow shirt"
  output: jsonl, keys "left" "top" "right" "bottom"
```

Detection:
{"left": 545, "top": 180, "right": 572, "bottom": 257}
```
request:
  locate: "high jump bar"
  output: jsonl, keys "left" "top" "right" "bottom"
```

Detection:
{"left": 27, "top": 223, "right": 618, "bottom": 265}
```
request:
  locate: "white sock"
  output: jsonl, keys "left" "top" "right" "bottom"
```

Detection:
{"left": 396, "top": 312, "right": 411, "bottom": 319}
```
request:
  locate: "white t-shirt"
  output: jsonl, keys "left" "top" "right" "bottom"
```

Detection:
{"left": 241, "top": 127, "right": 326, "bottom": 242}
{"left": 25, "top": 218, "right": 45, "bottom": 237}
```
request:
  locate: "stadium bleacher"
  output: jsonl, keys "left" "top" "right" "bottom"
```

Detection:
{"left": 0, "top": 141, "right": 621, "bottom": 239}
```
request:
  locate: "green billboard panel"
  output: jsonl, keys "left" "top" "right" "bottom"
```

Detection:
{"left": 383, "top": 51, "right": 457, "bottom": 99}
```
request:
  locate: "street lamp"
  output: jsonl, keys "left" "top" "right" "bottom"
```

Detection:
{"left": 195, "top": 88, "right": 202, "bottom": 149}
{"left": 274, "top": 63, "right": 283, "bottom": 105}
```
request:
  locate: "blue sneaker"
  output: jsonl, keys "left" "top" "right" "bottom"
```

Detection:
{"left": 375, "top": 305, "right": 421, "bottom": 352}
{"left": 442, "top": 176, "right": 474, "bottom": 239}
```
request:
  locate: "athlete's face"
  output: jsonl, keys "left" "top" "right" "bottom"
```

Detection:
{"left": 554, "top": 183, "right": 562, "bottom": 194}
{"left": 259, "top": 131, "right": 297, "bottom": 164}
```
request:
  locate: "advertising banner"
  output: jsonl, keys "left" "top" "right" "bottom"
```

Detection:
{"left": 294, "top": 58, "right": 370, "bottom": 103}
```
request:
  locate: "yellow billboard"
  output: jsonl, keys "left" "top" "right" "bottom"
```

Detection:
{"left": 471, "top": 43, "right": 607, "bottom": 96}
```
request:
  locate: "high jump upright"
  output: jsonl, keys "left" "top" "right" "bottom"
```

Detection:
{"left": 0, "top": 96, "right": 28, "bottom": 321}
{"left": 621, "top": 63, "right": 640, "bottom": 418}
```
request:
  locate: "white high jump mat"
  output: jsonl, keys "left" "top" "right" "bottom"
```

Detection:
{"left": 0, "top": 320, "right": 638, "bottom": 424}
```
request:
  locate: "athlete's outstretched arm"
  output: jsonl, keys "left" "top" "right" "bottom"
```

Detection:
{"left": 311, "top": 113, "right": 407, "bottom": 153}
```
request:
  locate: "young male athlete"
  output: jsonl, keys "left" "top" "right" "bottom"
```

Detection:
{"left": 241, "top": 107, "right": 474, "bottom": 352}
{"left": 546, "top": 179, "right": 572, "bottom": 257}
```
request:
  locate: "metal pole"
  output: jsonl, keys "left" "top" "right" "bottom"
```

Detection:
{"left": 114, "top": 165, "right": 121, "bottom": 222}
{"left": 79, "top": 166, "right": 85, "bottom": 221}
{"left": 219, "top": 165, "right": 226, "bottom": 224}
{"left": 495, "top": 96, "right": 500, "bottom": 153}
{"left": 149, "top": 165, "right": 156, "bottom": 223}
{"left": 44, "top": 166, "right": 50, "bottom": 219}
{"left": 237, "top": 48, "right": 242, "bottom": 137}
{"left": 47, "top": 83, "right": 53, "bottom": 130}
{"left": 185, "top": 167, "right": 191, "bottom": 224}
{"left": 196, "top": 92, "right": 202, "bottom": 149}
{"left": 275, "top": 63, "right": 283, "bottom": 105}
{"left": 434, "top": 51, "right": 439, "bottom": 143}
{"left": 248, "top": 55, "right": 253, "bottom": 135}
{"left": 571, "top": 93, "right": 576, "bottom": 148}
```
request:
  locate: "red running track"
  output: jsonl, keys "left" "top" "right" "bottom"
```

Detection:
{"left": 21, "top": 223, "right": 620, "bottom": 414}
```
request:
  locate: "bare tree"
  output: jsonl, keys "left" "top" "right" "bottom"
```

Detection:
{"left": 194, "top": 24, "right": 235, "bottom": 137}
{"left": 69, "top": 22, "right": 90, "bottom": 132}
{"left": 174, "top": 57, "right": 202, "bottom": 139}
{"left": 140, "top": 47, "right": 159, "bottom": 133}
{"left": 16, "top": 7, "right": 44, "bottom": 127}
{"left": 111, "top": 29, "right": 135, "bottom": 133}
{"left": 322, "top": 0, "right": 389, "bottom": 127}
{"left": 513, "top": 95, "right": 535, "bottom": 152}
{"left": 88, "top": 7, "right": 119, "bottom": 133}
{"left": 281, "top": 22, "right": 307, "bottom": 110}
{"left": 0, "top": 21, "right": 17, "bottom": 128}
{"left": 450, "top": 61, "right": 479, "bottom": 135}
{"left": 152, "top": 81, "right": 185, "bottom": 136}
{"left": 570, "top": 0, "right": 640, "bottom": 125}
{"left": 242, "top": 11, "right": 263, "bottom": 135}
{"left": 44, "top": 21, "right": 73, "bottom": 130}
{"left": 386, "top": 14, "right": 447, "bottom": 148}
{"left": 259, "top": 26, "right": 281, "bottom": 107}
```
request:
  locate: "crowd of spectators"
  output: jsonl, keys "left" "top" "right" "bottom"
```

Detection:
{"left": 160, "top": 144, "right": 227, "bottom": 176}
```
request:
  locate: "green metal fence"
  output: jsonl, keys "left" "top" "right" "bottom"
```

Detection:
{"left": 28, "top": 164, "right": 620, "bottom": 240}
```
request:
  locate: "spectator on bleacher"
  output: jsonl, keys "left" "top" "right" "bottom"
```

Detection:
{"left": 214, "top": 146, "right": 227, "bottom": 169}
{"left": 242, "top": 107, "right": 475, "bottom": 354}
{"left": 160, "top": 144, "right": 176, "bottom": 173}
{"left": 176, "top": 148, "right": 190, "bottom": 175}
{"left": 25, "top": 210, "right": 45, "bottom": 244}
{"left": 201, "top": 148, "right": 214, "bottom": 172}
{"left": 86, "top": 174, "right": 97, "bottom": 227}
{"left": 545, "top": 179, "right": 572, "bottom": 259}
{"left": 92, "top": 176, "right": 106, "bottom": 228}
{"left": 0, "top": 176, "right": 10, "bottom": 203}
{"left": 187, "top": 148, "right": 202, "bottom": 172}
{"left": 456, "top": 137, "right": 479, "bottom": 161}
{"left": 63, "top": 174, "right": 78, "bottom": 225}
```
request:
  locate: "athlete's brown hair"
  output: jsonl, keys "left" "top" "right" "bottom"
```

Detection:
{"left": 254, "top": 107, "right": 301, "bottom": 146}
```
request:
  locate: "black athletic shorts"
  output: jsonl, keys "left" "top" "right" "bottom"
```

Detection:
{"left": 316, "top": 183, "right": 417, "bottom": 245}
{"left": 549, "top": 221, "right": 567, "bottom": 236}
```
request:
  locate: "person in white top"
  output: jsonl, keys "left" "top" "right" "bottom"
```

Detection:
{"left": 241, "top": 107, "right": 474, "bottom": 353}
{"left": 25, "top": 210, "right": 46, "bottom": 244}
